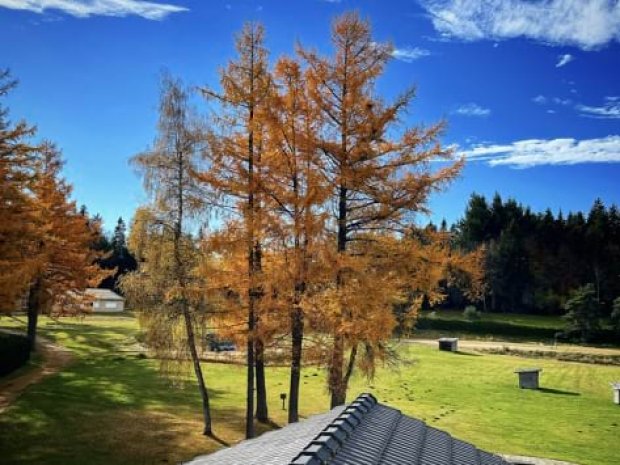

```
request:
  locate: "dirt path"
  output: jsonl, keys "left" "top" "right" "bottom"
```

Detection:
{"left": 0, "top": 333, "right": 74, "bottom": 413}
{"left": 405, "top": 338, "right": 620, "bottom": 356}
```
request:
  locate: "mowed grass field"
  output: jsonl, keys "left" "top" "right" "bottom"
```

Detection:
{"left": 0, "top": 315, "right": 619, "bottom": 465}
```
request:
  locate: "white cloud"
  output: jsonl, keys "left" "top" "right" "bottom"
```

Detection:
{"left": 392, "top": 46, "right": 432, "bottom": 62}
{"left": 555, "top": 53, "right": 574, "bottom": 67}
{"left": 453, "top": 103, "right": 491, "bottom": 117}
{"left": 0, "top": 0, "right": 187, "bottom": 19}
{"left": 576, "top": 98, "right": 620, "bottom": 119}
{"left": 553, "top": 97, "right": 572, "bottom": 105}
{"left": 532, "top": 95, "right": 547, "bottom": 104}
{"left": 461, "top": 135, "right": 620, "bottom": 168}
{"left": 421, "top": 0, "right": 620, "bottom": 50}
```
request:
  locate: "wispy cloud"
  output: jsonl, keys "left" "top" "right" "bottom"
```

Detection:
{"left": 391, "top": 46, "right": 432, "bottom": 62}
{"left": 555, "top": 53, "right": 574, "bottom": 67}
{"left": 420, "top": 0, "right": 620, "bottom": 50}
{"left": 576, "top": 97, "right": 620, "bottom": 119}
{"left": 453, "top": 103, "right": 491, "bottom": 117}
{"left": 532, "top": 94, "right": 573, "bottom": 108}
{"left": 0, "top": 0, "right": 187, "bottom": 19}
{"left": 461, "top": 135, "right": 620, "bottom": 168}
{"left": 553, "top": 97, "right": 572, "bottom": 106}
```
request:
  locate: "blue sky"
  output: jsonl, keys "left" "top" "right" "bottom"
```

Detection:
{"left": 1, "top": 0, "right": 619, "bottom": 231}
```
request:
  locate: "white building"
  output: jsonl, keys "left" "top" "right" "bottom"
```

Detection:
{"left": 85, "top": 288, "right": 125, "bottom": 313}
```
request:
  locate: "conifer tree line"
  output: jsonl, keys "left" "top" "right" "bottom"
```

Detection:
{"left": 92, "top": 216, "right": 138, "bottom": 292}
{"left": 120, "top": 13, "right": 484, "bottom": 438}
{"left": 452, "top": 193, "right": 620, "bottom": 322}
{"left": 0, "top": 70, "right": 110, "bottom": 350}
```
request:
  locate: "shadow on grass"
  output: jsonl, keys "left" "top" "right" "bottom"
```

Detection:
{"left": 0, "top": 320, "right": 262, "bottom": 465}
{"left": 538, "top": 387, "right": 580, "bottom": 396}
{"left": 453, "top": 351, "right": 482, "bottom": 357}
{"left": 208, "top": 433, "right": 231, "bottom": 447}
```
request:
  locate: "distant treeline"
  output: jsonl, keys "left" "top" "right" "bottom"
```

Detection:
{"left": 447, "top": 194, "right": 620, "bottom": 316}
{"left": 89, "top": 216, "right": 137, "bottom": 293}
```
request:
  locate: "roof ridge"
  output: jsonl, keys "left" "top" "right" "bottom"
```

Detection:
{"left": 288, "top": 393, "right": 378, "bottom": 465}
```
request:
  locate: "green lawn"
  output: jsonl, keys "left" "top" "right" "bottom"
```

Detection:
{"left": 0, "top": 315, "right": 619, "bottom": 465}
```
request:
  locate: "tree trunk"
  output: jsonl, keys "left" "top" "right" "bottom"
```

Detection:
{"left": 182, "top": 308, "right": 212, "bottom": 436}
{"left": 343, "top": 343, "right": 358, "bottom": 390}
{"left": 288, "top": 303, "right": 304, "bottom": 423}
{"left": 255, "top": 338, "right": 269, "bottom": 423}
{"left": 329, "top": 334, "right": 346, "bottom": 408}
{"left": 26, "top": 277, "right": 41, "bottom": 352}
{"left": 246, "top": 302, "right": 255, "bottom": 438}
{"left": 330, "top": 184, "right": 348, "bottom": 408}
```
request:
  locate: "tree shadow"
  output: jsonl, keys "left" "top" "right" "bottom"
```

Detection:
{"left": 538, "top": 387, "right": 580, "bottom": 396}
{"left": 0, "top": 319, "right": 268, "bottom": 465}
{"left": 453, "top": 351, "right": 482, "bottom": 357}
{"left": 208, "top": 432, "right": 231, "bottom": 447}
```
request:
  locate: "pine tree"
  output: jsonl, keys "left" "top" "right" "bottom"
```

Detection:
{"left": 112, "top": 217, "right": 127, "bottom": 258}
{"left": 564, "top": 283, "right": 601, "bottom": 342}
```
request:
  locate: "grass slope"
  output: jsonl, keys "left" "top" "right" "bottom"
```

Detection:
{"left": 0, "top": 315, "right": 618, "bottom": 465}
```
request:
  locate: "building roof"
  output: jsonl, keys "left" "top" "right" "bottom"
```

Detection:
{"left": 85, "top": 288, "right": 124, "bottom": 301}
{"left": 186, "top": 393, "right": 511, "bottom": 465}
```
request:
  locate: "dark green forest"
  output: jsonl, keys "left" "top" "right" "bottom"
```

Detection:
{"left": 450, "top": 194, "right": 620, "bottom": 318}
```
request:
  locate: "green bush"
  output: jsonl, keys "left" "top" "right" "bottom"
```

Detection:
{"left": 415, "top": 317, "right": 559, "bottom": 339}
{"left": 463, "top": 305, "right": 481, "bottom": 320}
{"left": 611, "top": 297, "right": 620, "bottom": 335}
{"left": 414, "top": 312, "right": 617, "bottom": 345}
{"left": 0, "top": 332, "right": 30, "bottom": 377}
{"left": 563, "top": 284, "right": 600, "bottom": 342}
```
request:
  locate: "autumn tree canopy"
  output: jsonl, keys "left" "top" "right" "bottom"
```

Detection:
{"left": 122, "top": 74, "right": 215, "bottom": 435}
{"left": 297, "top": 12, "right": 463, "bottom": 407}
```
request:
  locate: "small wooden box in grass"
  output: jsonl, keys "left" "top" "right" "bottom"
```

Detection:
{"left": 438, "top": 337, "right": 458, "bottom": 352}
{"left": 515, "top": 368, "right": 542, "bottom": 389}
{"left": 612, "top": 382, "right": 620, "bottom": 405}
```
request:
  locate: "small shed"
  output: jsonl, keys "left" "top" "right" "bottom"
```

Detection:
{"left": 86, "top": 288, "right": 125, "bottom": 313}
{"left": 515, "top": 368, "right": 542, "bottom": 389}
{"left": 438, "top": 337, "right": 459, "bottom": 352}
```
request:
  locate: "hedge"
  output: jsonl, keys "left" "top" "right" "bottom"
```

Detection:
{"left": 414, "top": 317, "right": 618, "bottom": 345}
{"left": 0, "top": 332, "right": 31, "bottom": 377}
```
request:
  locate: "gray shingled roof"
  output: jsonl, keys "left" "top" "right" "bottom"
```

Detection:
{"left": 85, "top": 288, "right": 124, "bottom": 301}
{"left": 185, "top": 406, "right": 346, "bottom": 465}
{"left": 187, "top": 393, "right": 511, "bottom": 465}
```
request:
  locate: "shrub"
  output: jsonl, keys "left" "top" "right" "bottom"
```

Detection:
{"left": 563, "top": 284, "right": 600, "bottom": 342}
{"left": 463, "top": 305, "right": 481, "bottom": 320}
{"left": 611, "top": 297, "right": 620, "bottom": 335}
{"left": 0, "top": 332, "right": 31, "bottom": 377}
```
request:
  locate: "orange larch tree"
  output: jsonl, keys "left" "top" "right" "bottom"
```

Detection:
{"left": 0, "top": 70, "right": 40, "bottom": 316}
{"left": 26, "top": 142, "right": 109, "bottom": 349}
{"left": 261, "top": 56, "right": 329, "bottom": 423}
{"left": 200, "top": 22, "right": 273, "bottom": 437}
{"left": 124, "top": 75, "right": 214, "bottom": 436}
{"left": 298, "top": 12, "right": 463, "bottom": 407}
